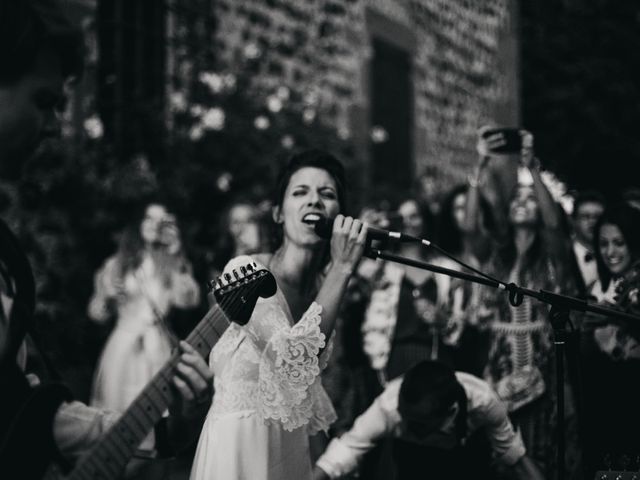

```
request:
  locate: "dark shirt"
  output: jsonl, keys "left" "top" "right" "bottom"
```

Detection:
{"left": 387, "top": 276, "right": 453, "bottom": 379}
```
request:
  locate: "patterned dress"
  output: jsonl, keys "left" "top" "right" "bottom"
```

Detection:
{"left": 476, "top": 257, "right": 580, "bottom": 478}
{"left": 190, "top": 255, "right": 336, "bottom": 480}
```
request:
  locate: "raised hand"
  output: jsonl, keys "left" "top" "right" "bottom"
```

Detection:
{"left": 476, "top": 125, "right": 506, "bottom": 159}
{"left": 158, "top": 214, "right": 182, "bottom": 255}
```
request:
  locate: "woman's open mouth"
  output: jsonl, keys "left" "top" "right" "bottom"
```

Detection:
{"left": 302, "top": 213, "right": 323, "bottom": 225}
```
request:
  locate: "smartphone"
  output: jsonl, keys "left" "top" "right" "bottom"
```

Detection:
{"left": 481, "top": 127, "right": 523, "bottom": 154}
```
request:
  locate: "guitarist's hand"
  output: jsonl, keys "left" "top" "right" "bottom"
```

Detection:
{"left": 171, "top": 340, "right": 214, "bottom": 418}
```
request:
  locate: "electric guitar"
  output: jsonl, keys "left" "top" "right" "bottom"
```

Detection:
{"left": 48, "top": 262, "right": 276, "bottom": 480}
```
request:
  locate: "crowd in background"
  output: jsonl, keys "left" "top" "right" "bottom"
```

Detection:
{"left": 4, "top": 2, "right": 640, "bottom": 480}
{"left": 78, "top": 127, "right": 640, "bottom": 480}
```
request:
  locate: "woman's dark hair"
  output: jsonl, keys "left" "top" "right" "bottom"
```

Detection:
{"left": 270, "top": 149, "right": 347, "bottom": 249}
{"left": 437, "top": 184, "right": 495, "bottom": 256}
{"left": 274, "top": 149, "right": 346, "bottom": 211}
{"left": 0, "top": 0, "right": 84, "bottom": 84}
{"left": 115, "top": 202, "right": 158, "bottom": 273}
{"left": 113, "top": 199, "right": 182, "bottom": 284}
{"left": 593, "top": 203, "right": 640, "bottom": 291}
{"left": 398, "top": 360, "right": 468, "bottom": 443}
{"left": 494, "top": 184, "right": 546, "bottom": 280}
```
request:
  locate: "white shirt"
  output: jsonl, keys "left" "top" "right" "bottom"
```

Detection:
{"left": 316, "top": 372, "right": 526, "bottom": 479}
{"left": 573, "top": 240, "right": 598, "bottom": 291}
{"left": 53, "top": 401, "right": 119, "bottom": 460}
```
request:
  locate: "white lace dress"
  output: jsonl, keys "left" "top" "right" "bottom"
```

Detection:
{"left": 190, "top": 256, "right": 337, "bottom": 480}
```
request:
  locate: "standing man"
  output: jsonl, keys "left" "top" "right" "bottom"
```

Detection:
{"left": 0, "top": 2, "right": 213, "bottom": 479}
{"left": 570, "top": 190, "right": 606, "bottom": 296}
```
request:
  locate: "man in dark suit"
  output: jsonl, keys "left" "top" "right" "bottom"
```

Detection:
{"left": 570, "top": 190, "right": 605, "bottom": 296}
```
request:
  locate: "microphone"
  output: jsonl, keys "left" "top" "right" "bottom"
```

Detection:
{"left": 312, "top": 217, "right": 425, "bottom": 244}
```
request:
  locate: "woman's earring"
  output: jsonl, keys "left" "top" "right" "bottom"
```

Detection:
{"left": 272, "top": 206, "right": 284, "bottom": 225}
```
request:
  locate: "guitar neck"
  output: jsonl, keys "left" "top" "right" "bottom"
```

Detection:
{"left": 67, "top": 307, "right": 230, "bottom": 480}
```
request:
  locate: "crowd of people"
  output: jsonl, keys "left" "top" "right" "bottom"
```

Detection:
{"left": 2, "top": 2, "right": 640, "bottom": 480}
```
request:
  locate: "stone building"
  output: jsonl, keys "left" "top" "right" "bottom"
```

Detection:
{"left": 200, "top": 0, "right": 520, "bottom": 195}
{"left": 68, "top": 0, "right": 520, "bottom": 202}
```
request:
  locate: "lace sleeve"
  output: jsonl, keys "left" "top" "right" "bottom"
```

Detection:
{"left": 220, "top": 256, "right": 336, "bottom": 431}
{"left": 256, "top": 302, "right": 330, "bottom": 431}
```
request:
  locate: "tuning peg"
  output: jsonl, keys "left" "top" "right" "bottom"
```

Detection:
{"left": 240, "top": 265, "right": 247, "bottom": 276}
{"left": 206, "top": 279, "right": 216, "bottom": 291}
{"left": 246, "top": 264, "right": 254, "bottom": 272}
{"left": 252, "top": 262, "right": 257, "bottom": 270}
{"left": 217, "top": 278, "right": 224, "bottom": 289}
{"left": 233, "top": 269, "right": 240, "bottom": 280}
{"left": 224, "top": 273, "right": 232, "bottom": 283}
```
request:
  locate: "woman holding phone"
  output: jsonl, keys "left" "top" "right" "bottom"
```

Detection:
{"left": 464, "top": 128, "right": 580, "bottom": 478}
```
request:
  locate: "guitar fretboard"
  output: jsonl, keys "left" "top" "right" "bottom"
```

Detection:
{"left": 67, "top": 307, "right": 230, "bottom": 480}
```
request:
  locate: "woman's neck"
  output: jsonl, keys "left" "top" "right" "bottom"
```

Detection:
{"left": 272, "top": 240, "right": 324, "bottom": 293}
{"left": 513, "top": 227, "right": 536, "bottom": 258}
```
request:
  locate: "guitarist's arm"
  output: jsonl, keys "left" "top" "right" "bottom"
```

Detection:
{"left": 53, "top": 341, "right": 212, "bottom": 464}
{"left": 53, "top": 401, "right": 118, "bottom": 463}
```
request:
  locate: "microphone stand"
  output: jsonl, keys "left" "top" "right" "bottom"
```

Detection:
{"left": 364, "top": 246, "right": 640, "bottom": 480}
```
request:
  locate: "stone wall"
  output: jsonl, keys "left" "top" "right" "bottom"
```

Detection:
{"left": 204, "top": 0, "right": 519, "bottom": 189}
{"left": 70, "top": 0, "right": 519, "bottom": 196}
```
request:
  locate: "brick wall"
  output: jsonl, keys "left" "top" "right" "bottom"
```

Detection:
{"left": 202, "top": 0, "right": 519, "bottom": 191}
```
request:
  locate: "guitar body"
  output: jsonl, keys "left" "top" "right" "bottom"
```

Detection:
{"left": 42, "top": 262, "right": 275, "bottom": 480}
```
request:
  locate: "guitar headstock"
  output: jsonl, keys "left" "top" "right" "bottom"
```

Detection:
{"left": 207, "top": 262, "right": 276, "bottom": 325}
